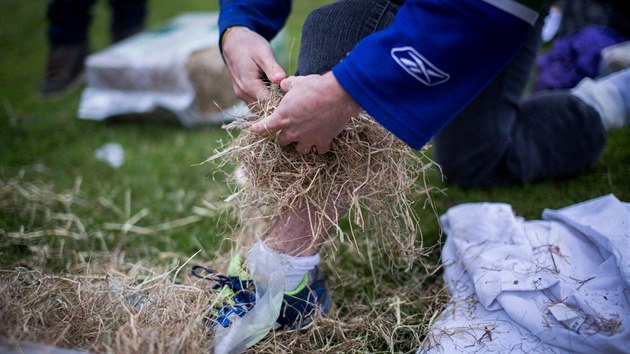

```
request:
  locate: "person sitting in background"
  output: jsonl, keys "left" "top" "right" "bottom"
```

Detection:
{"left": 40, "top": 0, "right": 147, "bottom": 96}
{"left": 535, "top": 0, "right": 630, "bottom": 91}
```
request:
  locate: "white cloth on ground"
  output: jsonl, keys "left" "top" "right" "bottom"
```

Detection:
{"left": 420, "top": 194, "right": 630, "bottom": 354}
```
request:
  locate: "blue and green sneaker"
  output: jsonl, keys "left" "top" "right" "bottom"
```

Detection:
{"left": 192, "top": 255, "right": 330, "bottom": 332}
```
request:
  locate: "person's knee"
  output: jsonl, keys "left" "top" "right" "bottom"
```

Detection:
{"left": 301, "top": 5, "right": 330, "bottom": 40}
{"left": 298, "top": 0, "right": 370, "bottom": 75}
{"left": 298, "top": 5, "right": 340, "bottom": 75}
{"left": 433, "top": 135, "right": 510, "bottom": 187}
{"left": 436, "top": 151, "right": 509, "bottom": 188}
{"left": 301, "top": 0, "right": 357, "bottom": 37}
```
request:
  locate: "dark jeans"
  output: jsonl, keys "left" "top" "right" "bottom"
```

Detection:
{"left": 297, "top": 0, "right": 606, "bottom": 187}
{"left": 47, "top": 0, "right": 147, "bottom": 48}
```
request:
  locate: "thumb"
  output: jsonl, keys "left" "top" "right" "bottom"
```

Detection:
{"left": 280, "top": 77, "right": 294, "bottom": 92}
{"left": 250, "top": 113, "right": 281, "bottom": 135}
{"left": 258, "top": 53, "right": 286, "bottom": 84}
{"left": 265, "top": 64, "right": 287, "bottom": 84}
{"left": 279, "top": 76, "right": 306, "bottom": 92}
{"left": 254, "top": 42, "right": 287, "bottom": 83}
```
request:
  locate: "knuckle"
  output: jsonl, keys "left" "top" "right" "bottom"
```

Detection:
{"left": 282, "top": 131, "right": 297, "bottom": 142}
{"left": 234, "top": 86, "right": 246, "bottom": 99}
{"left": 277, "top": 137, "right": 290, "bottom": 146}
{"left": 272, "top": 112, "right": 287, "bottom": 124}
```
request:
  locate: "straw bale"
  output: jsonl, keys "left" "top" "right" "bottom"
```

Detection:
{"left": 186, "top": 47, "right": 238, "bottom": 118}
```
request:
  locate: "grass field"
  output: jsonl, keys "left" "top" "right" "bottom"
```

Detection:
{"left": 1, "top": 1, "right": 629, "bottom": 353}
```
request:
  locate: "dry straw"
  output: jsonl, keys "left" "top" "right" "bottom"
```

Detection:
{"left": 0, "top": 175, "right": 215, "bottom": 353}
{"left": 207, "top": 85, "right": 437, "bottom": 268}
{"left": 0, "top": 87, "right": 446, "bottom": 352}
{"left": 0, "top": 249, "right": 447, "bottom": 354}
{"left": 0, "top": 263, "right": 212, "bottom": 354}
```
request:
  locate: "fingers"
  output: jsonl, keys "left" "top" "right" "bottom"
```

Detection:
{"left": 251, "top": 47, "right": 285, "bottom": 101}
{"left": 233, "top": 80, "right": 266, "bottom": 103}
{"left": 235, "top": 67, "right": 284, "bottom": 104}
{"left": 315, "top": 143, "right": 331, "bottom": 155}
{"left": 250, "top": 113, "right": 282, "bottom": 135}
{"left": 252, "top": 122, "right": 329, "bottom": 155}
{"left": 265, "top": 65, "right": 287, "bottom": 84}
{"left": 294, "top": 142, "right": 329, "bottom": 155}
{"left": 257, "top": 48, "right": 287, "bottom": 84}
{"left": 223, "top": 27, "right": 286, "bottom": 103}
{"left": 275, "top": 131, "right": 293, "bottom": 146}
{"left": 280, "top": 77, "right": 293, "bottom": 92}
{"left": 282, "top": 134, "right": 331, "bottom": 155}
{"left": 295, "top": 142, "right": 312, "bottom": 155}
{"left": 279, "top": 76, "right": 305, "bottom": 92}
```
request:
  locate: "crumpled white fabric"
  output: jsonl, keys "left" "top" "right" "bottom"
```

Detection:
{"left": 213, "top": 242, "right": 285, "bottom": 354}
{"left": 420, "top": 194, "right": 630, "bottom": 354}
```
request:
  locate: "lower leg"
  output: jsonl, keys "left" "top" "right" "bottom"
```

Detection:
{"left": 432, "top": 3, "right": 610, "bottom": 186}
{"left": 260, "top": 199, "right": 347, "bottom": 290}
{"left": 263, "top": 206, "right": 328, "bottom": 257}
{"left": 42, "top": 0, "right": 95, "bottom": 95}
{"left": 504, "top": 91, "right": 607, "bottom": 182}
{"left": 46, "top": 0, "right": 95, "bottom": 48}
{"left": 256, "top": 0, "right": 399, "bottom": 285}
{"left": 108, "top": 0, "right": 147, "bottom": 42}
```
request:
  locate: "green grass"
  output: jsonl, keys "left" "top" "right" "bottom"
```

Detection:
{"left": 2, "top": 0, "right": 630, "bottom": 266}
{"left": 1, "top": 1, "right": 629, "bottom": 352}
{"left": 0, "top": 0, "right": 333, "bottom": 267}
{"left": 2, "top": 0, "right": 630, "bottom": 265}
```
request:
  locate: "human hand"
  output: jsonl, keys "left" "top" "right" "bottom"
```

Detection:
{"left": 250, "top": 72, "right": 362, "bottom": 154}
{"left": 222, "top": 26, "right": 287, "bottom": 104}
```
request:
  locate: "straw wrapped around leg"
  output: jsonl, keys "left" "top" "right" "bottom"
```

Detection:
{"left": 208, "top": 84, "right": 435, "bottom": 267}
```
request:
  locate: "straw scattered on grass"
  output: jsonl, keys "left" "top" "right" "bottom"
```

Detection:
{"left": 0, "top": 264, "right": 212, "bottom": 354}
{"left": 0, "top": 88, "right": 448, "bottom": 353}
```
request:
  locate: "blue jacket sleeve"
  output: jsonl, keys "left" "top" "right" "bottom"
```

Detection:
{"left": 332, "top": 0, "right": 540, "bottom": 150}
{"left": 218, "top": 0, "right": 291, "bottom": 50}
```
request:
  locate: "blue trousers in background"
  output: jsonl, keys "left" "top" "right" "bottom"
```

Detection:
{"left": 47, "top": 0, "right": 147, "bottom": 48}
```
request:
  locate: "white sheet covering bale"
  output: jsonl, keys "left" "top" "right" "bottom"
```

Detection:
{"left": 78, "top": 13, "right": 287, "bottom": 126}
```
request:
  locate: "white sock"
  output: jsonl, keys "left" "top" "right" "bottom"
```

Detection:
{"left": 572, "top": 68, "right": 630, "bottom": 131}
{"left": 255, "top": 241, "right": 320, "bottom": 291}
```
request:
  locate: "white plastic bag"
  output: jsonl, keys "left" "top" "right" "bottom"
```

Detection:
{"left": 213, "top": 242, "right": 285, "bottom": 354}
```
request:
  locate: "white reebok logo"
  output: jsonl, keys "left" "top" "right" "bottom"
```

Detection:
{"left": 391, "top": 46, "right": 450, "bottom": 86}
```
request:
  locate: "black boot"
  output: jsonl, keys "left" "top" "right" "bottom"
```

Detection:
{"left": 39, "top": 43, "right": 88, "bottom": 96}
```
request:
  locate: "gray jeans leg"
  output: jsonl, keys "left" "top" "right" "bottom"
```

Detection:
{"left": 433, "top": 7, "right": 606, "bottom": 187}
{"left": 296, "top": 0, "right": 399, "bottom": 76}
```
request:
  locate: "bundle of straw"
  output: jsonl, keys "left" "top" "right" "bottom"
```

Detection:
{"left": 207, "top": 86, "right": 435, "bottom": 267}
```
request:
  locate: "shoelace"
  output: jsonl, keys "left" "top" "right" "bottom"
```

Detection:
{"left": 192, "top": 265, "right": 256, "bottom": 327}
